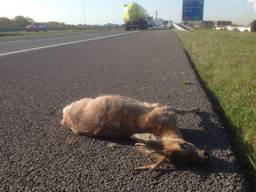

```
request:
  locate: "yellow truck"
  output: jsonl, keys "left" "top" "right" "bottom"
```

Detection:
{"left": 123, "top": 3, "right": 153, "bottom": 30}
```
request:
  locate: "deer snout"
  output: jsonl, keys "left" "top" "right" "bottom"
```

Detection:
{"left": 203, "top": 151, "right": 210, "bottom": 161}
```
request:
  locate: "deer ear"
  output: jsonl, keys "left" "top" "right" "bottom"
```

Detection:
{"left": 131, "top": 133, "right": 164, "bottom": 151}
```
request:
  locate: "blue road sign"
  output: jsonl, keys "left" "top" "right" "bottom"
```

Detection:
{"left": 182, "top": 0, "right": 204, "bottom": 21}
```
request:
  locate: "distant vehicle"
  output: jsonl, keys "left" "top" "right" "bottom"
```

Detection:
{"left": 154, "top": 19, "right": 164, "bottom": 27}
{"left": 163, "top": 20, "right": 169, "bottom": 26}
{"left": 153, "top": 19, "right": 173, "bottom": 30}
{"left": 123, "top": 3, "right": 153, "bottom": 30}
{"left": 25, "top": 23, "right": 48, "bottom": 32}
{"left": 163, "top": 20, "right": 173, "bottom": 29}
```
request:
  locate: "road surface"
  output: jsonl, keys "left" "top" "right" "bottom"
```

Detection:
{"left": 0, "top": 29, "right": 134, "bottom": 56}
{"left": 0, "top": 30, "right": 251, "bottom": 191}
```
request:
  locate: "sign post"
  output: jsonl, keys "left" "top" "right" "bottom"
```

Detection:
{"left": 182, "top": 0, "right": 204, "bottom": 21}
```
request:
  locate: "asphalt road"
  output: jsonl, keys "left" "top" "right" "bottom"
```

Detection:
{"left": 0, "top": 29, "right": 131, "bottom": 56}
{"left": 0, "top": 30, "right": 251, "bottom": 191}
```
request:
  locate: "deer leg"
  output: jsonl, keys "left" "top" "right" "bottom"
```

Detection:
{"left": 135, "top": 143, "right": 159, "bottom": 157}
{"left": 165, "top": 106, "right": 200, "bottom": 114}
{"left": 135, "top": 155, "right": 167, "bottom": 171}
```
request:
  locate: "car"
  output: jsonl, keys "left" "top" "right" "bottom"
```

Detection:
{"left": 25, "top": 23, "right": 48, "bottom": 32}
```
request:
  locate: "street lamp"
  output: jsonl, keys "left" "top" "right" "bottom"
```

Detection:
{"left": 83, "top": 0, "right": 86, "bottom": 26}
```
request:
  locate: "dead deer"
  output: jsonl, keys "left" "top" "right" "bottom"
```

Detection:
{"left": 61, "top": 95, "right": 209, "bottom": 170}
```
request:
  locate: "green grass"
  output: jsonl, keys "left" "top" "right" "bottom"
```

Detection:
{"left": 182, "top": 80, "right": 195, "bottom": 85}
{"left": 177, "top": 30, "right": 256, "bottom": 187}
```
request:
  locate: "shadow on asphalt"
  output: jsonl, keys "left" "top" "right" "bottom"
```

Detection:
{"left": 180, "top": 112, "right": 230, "bottom": 150}
{"left": 148, "top": 157, "right": 238, "bottom": 181}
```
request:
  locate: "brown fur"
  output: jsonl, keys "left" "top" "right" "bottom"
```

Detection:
{"left": 61, "top": 95, "right": 209, "bottom": 170}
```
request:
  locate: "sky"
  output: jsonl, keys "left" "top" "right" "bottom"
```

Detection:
{"left": 0, "top": 0, "right": 255, "bottom": 25}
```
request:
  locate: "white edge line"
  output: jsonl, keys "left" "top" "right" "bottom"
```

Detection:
{"left": 0, "top": 31, "right": 139, "bottom": 57}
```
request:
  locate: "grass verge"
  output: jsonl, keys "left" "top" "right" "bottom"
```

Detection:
{"left": 176, "top": 30, "right": 256, "bottom": 189}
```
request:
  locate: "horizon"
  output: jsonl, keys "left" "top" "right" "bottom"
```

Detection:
{"left": 0, "top": 0, "right": 255, "bottom": 25}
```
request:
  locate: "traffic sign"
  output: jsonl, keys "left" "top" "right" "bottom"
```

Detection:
{"left": 182, "top": 0, "right": 204, "bottom": 21}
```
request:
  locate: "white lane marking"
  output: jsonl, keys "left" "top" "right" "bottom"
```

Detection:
{"left": 0, "top": 31, "right": 139, "bottom": 57}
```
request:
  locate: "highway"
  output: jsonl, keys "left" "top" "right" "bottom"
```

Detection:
{"left": 0, "top": 30, "right": 251, "bottom": 191}
{"left": 0, "top": 29, "right": 136, "bottom": 56}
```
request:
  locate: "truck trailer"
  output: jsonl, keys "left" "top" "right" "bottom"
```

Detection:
{"left": 123, "top": 3, "right": 153, "bottom": 30}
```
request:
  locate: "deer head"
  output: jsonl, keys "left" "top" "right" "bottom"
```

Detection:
{"left": 131, "top": 133, "right": 209, "bottom": 170}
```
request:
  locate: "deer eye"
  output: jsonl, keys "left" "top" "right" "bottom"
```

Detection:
{"left": 181, "top": 143, "right": 189, "bottom": 149}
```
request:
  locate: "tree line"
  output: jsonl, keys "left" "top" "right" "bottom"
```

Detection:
{"left": 0, "top": 16, "right": 82, "bottom": 31}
